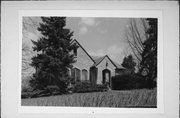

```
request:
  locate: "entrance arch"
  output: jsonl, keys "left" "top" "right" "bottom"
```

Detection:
{"left": 102, "top": 69, "right": 111, "bottom": 84}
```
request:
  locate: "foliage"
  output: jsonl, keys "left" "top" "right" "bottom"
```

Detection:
{"left": 125, "top": 19, "right": 147, "bottom": 69}
{"left": 140, "top": 18, "right": 157, "bottom": 81}
{"left": 21, "top": 85, "right": 63, "bottom": 99}
{"left": 22, "top": 43, "right": 33, "bottom": 72}
{"left": 121, "top": 54, "right": 136, "bottom": 73}
{"left": 72, "top": 81, "right": 108, "bottom": 93}
{"left": 30, "top": 17, "right": 77, "bottom": 92}
{"left": 21, "top": 89, "right": 157, "bottom": 108}
{"left": 111, "top": 74, "right": 156, "bottom": 90}
{"left": 22, "top": 77, "right": 33, "bottom": 92}
{"left": 125, "top": 18, "right": 157, "bottom": 86}
{"left": 22, "top": 90, "right": 44, "bottom": 99}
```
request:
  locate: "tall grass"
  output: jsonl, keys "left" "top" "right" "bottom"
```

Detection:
{"left": 21, "top": 89, "right": 156, "bottom": 108}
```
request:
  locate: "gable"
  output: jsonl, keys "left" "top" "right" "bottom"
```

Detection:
{"left": 70, "top": 40, "right": 124, "bottom": 69}
{"left": 93, "top": 55, "right": 124, "bottom": 69}
{"left": 95, "top": 56, "right": 117, "bottom": 69}
{"left": 71, "top": 40, "right": 95, "bottom": 69}
{"left": 71, "top": 40, "right": 95, "bottom": 63}
{"left": 92, "top": 56, "right": 104, "bottom": 66}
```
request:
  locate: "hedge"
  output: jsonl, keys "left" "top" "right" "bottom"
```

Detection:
{"left": 72, "top": 81, "right": 108, "bottom": 93}
{"left": 111, "top": 74, "right": 156, "bottom": 90}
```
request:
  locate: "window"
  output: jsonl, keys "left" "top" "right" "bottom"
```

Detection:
{"left": 82, "top": 69, "right": 88, "bottom": 81}
{"left": 75, "top": 68, "right": 81, "bottom": 81}
{"left": 72, "top": 68, "right": 81, "bottom": 81}
{"left": 73, "top": 48, "right": 77, "bottom": 56}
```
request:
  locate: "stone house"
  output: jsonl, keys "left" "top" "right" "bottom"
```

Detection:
{"left": 70, "top": 40, "right": 125, "bottom": 88}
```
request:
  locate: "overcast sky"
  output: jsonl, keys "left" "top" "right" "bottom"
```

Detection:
{"left": 23, "top": 17, "right": 145, "bottom": 64}
{"left": 65, "top": 17, "right": 133, "bottom": 64}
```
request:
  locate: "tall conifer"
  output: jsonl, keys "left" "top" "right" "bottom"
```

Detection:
{"left": 30, "top": 17, "right": 77, "bottom": 92}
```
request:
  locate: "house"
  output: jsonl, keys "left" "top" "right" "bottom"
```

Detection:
{"left": 70, "top": 40, "right": 125, "bottom": 88}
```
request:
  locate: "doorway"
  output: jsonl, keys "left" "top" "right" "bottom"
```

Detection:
{"left": 102, "top": 69, "right": 111, "bottom": 86}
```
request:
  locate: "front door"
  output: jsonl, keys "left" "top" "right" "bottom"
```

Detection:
{"left": 102, "top": 69, "right": 111, "bottom": 86}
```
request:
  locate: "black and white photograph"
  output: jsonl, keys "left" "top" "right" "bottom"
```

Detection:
{"left": 21, "top": 16, "right": 158, "bottom": 108}
{"left": 1, "top": 1, "right": 179, "bottom": 118}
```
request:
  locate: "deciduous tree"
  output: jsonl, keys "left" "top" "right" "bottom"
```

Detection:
{"left": 125, "top": 19, "right": 148, "bottom": 69}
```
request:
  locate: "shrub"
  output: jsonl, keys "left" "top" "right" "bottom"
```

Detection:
{"left": 21, "top": 85, "right": 64, "bottom": 99}
{"left": 21, "top": 90, "right": 44, "bottom": 99}
{"left": 111, "top": 74, "right": 156, "bottom": 90}
{"left": 44, "top": 85, "right": 62, "bottom": 95}
{"left": 72, "top": 81, "right": 91, "bottom": 93}
{"left": 22, "top": 76, "right": 33, "bottom": 92}
{"left": 21, "top": 92, "right": 31, "bottom": 99}
{"left": 72, "top": 81, "right": 108, "bottom": 93}
{"left": 145, "top": 79, "right": 156, "bottom": 89}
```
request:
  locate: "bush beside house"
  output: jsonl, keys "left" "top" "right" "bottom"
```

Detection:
{"left": 111, "top": 74, "right": 156, "bottom": 90}
{"left": 72, "top": 81, "right": 108, "bottom": 93}
{"left": 22, "top": 82, "right": 108, "bottom": 99}
{"left": 21, "top": 85, "right": 64, "bottom": 99}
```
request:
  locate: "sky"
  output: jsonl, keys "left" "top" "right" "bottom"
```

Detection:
{"left": 23, "top": 17, "right": 145, "bottom": 65}
{"left": 65, "top": 17, "right": 133, "bottom": 64}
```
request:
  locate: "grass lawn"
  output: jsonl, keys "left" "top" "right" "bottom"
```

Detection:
{"left": 21, "top": 89, "right": 157, "bottom": 108}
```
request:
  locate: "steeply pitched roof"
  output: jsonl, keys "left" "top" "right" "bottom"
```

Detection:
{"left": 112, "top": 60, "right": 125, "bottom": 69}
{"left": 71, "top": 39, "right": 124, "bottom": 69}
{"left": 91, "top": 55, "right": 124, "bottom": 69}
{"left": 91, "top": 56, "right": 105, "bottom": 67}
{"left": 71, "top": 39, "right": 95, "bottom": 63}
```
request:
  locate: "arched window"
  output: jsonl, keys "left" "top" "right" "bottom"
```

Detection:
{"left": 82, "top": 69, "right": 88, "bottom": 81}
{"left": 71, "top": 68, "right": 81, "bottom": 82}
{"left": 75, "top": 68, "right": 81, "bottom": 81}
{"left": 71, "top": 68, "right": 75, "bottom": 78}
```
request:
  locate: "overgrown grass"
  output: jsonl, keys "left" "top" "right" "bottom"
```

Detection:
{"left": 21, "top": 89, "right": 156, "bottom": 108}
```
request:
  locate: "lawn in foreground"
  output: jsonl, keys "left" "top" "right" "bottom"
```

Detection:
{"left": 21, "top": 89, "right": 156, "bottom": 108}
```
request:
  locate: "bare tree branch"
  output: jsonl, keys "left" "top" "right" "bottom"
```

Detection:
{"left": 125, "top": 33, "right": 141, "bottom": 62}
{"left": 131, "top": 19, "right": 144, "bottom": 49}
{"left": 140, "top": 18, "right": 149, "bottom": 40}
{"left": 23, "top": 17, "right": 41, "bottom": 38}
{"left": 124, "top": 18, "right": 148, "bottom": 69}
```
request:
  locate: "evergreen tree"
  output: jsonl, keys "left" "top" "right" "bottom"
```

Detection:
{"left": 140, "top": 18, "right": 157, "bottom": 83}
{"left": 30, "top": 17, "right": 77, "bottom": 92}
{"left": 122, "top": 54, "right": 136, "bottom": 74}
